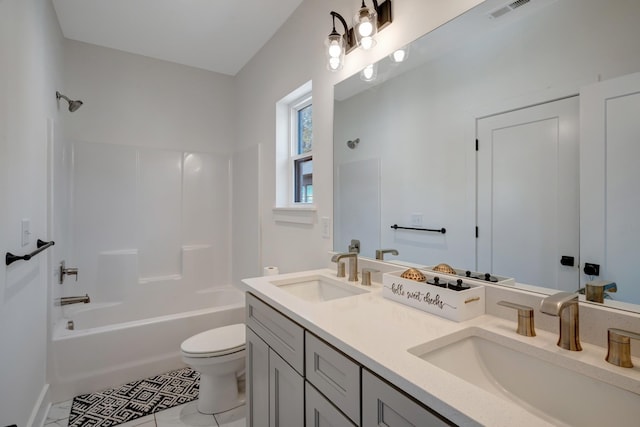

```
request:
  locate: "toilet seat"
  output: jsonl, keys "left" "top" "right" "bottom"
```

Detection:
{"left": 181, "top": 323, "right": 245, "bottom": 358}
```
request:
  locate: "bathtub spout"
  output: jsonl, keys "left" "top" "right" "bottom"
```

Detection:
{"left": 59, "top": 294, "right": 90, "bottom": 306}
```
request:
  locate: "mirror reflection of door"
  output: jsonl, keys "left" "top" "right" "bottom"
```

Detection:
{"left": 335, "top": 158, "right": 381, "bottom": 259}
{"left": 476, "top": 97, "right": 579, "bottom": 290}
{"left": 581, "top": 72, "right": 640, "bottom": 304}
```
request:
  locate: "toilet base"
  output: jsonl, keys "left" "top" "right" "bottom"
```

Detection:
{"left": 196, "top": 372, "right": 241, "bottom": 414}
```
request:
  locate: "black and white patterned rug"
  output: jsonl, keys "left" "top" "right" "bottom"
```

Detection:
{"left": 68, "top": 367, "right": 200, "bottom": 426}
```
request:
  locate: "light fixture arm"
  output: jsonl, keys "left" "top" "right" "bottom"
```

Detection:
{"left": 330, "top": 11, "right": 349, "bottom": 36}
{"left": 330, "top": 11, "right": 356, "bottom": 52}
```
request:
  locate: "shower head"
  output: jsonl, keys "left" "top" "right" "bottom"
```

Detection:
{"left": 56, "top": 91, "right": 83, "bottom": 112}
{"left": 347, "top": 138, "right": 360, "bottom": 149}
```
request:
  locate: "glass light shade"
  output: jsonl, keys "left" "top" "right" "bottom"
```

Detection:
{"left": 354, "top": 5, "right": 377, "bottom": 50}
{"left": 360, "top": 63, "right": 377, "bottom": 82}
{"left": 325, "top": 32, "right": 345, "bottom": 71}
{"left": 390, "top": 46, "right": 410, "bottom": 63}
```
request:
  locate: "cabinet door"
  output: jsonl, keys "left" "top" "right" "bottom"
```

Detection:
{"left": 247, "top": 327, "right": 270, "bottom": 427}
{"left": 362, "top": 370, "right": 451, "bottom": 427}
{"left": 269, "top": 348, "right": 304, "bottom": 427}
{"left": 306, "top": 381, "right": 356, "bottom": 427}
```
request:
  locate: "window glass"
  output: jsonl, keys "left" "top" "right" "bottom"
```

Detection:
{"left": 297, "top": 104, "right": 313, "bottom": 154}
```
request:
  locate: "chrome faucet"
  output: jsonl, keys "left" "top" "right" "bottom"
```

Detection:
{"left": 59, "top": 294, "right": 90, "bottom": 306}
{"left": 375, "top": 248, "right": 399, "bottom": 260}
{"left": 540, "top": 292, "right": 581, "bottom": 351}
{"left": 585, "top": 280, "right": 617, "bottom": 303}
{"left": 331, "top": 252, "right": 358, "bottom": 282}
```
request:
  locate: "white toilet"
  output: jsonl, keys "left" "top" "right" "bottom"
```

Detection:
{"left": 181, "top": 323, "right": 246, "bottom": 414}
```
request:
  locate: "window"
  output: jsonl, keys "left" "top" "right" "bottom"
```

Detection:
{"left": 291, "top": 98, "right": 313, "bottom": 203}
{"left": 274, "top": 81, "right": 315, "bottom": 221}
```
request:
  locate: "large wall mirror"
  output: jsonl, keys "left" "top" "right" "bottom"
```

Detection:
{"left": 333, "top": 0, "right": 640, "bottom": 309}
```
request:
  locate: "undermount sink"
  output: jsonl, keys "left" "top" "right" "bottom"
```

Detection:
{"left": 408, "top": 327, "right": 640, "bottom": 426}
{"left": 269, "top": 274, "right": 368, "bottom": 302}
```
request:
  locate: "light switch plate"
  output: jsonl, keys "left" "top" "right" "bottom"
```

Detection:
{"left": 321, "top": 216, "right": 331, "bottom": 239}
{"left": 21, "top": 218, "right": 30, "bottom": 247}
{"left": 411, "top": 213, "right": 423, "bottom": 227}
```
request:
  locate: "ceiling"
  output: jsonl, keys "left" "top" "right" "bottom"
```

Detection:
{"left": 52, "top": 0, "right": 305, "bottom": 76}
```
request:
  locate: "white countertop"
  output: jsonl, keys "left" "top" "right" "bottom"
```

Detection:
{"left": 240, "top": 268, "right": 640, "bottom": 426}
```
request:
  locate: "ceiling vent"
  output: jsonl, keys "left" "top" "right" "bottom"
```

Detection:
{"left": 489, "top": 0, "right": 532, "bottom": 19}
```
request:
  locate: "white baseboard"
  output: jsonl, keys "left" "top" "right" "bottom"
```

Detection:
{"left": 27, "top": 384, "right": 50, "bottom": 427}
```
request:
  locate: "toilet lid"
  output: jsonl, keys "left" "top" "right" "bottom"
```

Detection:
{"left": 181, "top": 323, "right": 245, "bottom": 357}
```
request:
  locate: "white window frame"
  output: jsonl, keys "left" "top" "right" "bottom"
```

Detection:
{"left": 289, "top": 94, "right": 313, "bottom": 204}
{"left": 273, "top": 81, "right": 316, "bottom": 224}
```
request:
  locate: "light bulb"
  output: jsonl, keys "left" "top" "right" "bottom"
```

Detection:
{"left": 328, "top": 41, "right": 342, "bottom": 58}
{"left": 392, "top": 49, "right": 406, "bottom": 63}
{"left": 360, "top": 64, "right": 377, "bottom": 82}
{"left": 360, "top": 36, "right": 374, "bottom": 50}
{"left": 329, "top": 57, "right": 341, "bottom": 70}
{"left": 359, "top": 20, "right": 373, "bottom": 37}
{"left": 363, "top": 65, "right": 374, "bottom": 79}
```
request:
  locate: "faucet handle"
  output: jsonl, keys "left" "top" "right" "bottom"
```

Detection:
{"left": 586, "top": 280, "right": 617, "bottom": 303}
{"left": 361, "top": 268, "right": 379, "bottom": 286}
{"left": 606, "top": 328, "right": 640, "bottom": 368}
{"left": 497, "top": 301, "right": 536, "bottom": 337}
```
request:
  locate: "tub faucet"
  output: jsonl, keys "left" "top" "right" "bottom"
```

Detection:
{"left": 60, "top": 294, "right": 90, "bottom": 306}
{"left": 331, "top": 252, "right": 358, "bottom": 282}
{"left": 540, "top": 292, "right": 581, "bottom": 351}
{"left": 375, "top": 248, "right": 399, "bottom": 260}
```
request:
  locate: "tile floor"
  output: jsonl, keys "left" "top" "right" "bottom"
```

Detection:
{"left": 44, "top": 400, "right": 246, "bottom": 427}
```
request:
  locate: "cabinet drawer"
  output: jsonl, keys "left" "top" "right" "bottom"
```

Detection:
{"left": 362, "top": 370, "right": 452, "bottom": 427}
{"left": 305, "top": 332, "right": 361, "bottom": 425}
{"left": 306, "top": 381, "right": 356, "bottom": 427}
{"left": 246, "top": 293, "right": 304, "bottom": 375}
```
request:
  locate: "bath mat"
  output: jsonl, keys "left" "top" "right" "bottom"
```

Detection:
{"left": 68, "top": 367, "right": 199, "bottom": 426}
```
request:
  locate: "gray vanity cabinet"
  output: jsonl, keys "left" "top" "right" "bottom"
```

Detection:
{"left": 246, "top": 292, "right": 453, "bottom": 427}
{"left": 362, "top": 370, "right": 451, "bottom": 427}
{"left": 246, "top": 293, "right": 305, "bottom": 427}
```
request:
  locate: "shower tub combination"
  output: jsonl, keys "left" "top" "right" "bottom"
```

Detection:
{"left": 50, "top": 285, "right": 245, "bottom": 402}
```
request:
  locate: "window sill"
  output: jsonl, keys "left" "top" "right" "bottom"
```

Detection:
{"left": 272, "top": 205, "right": 317, "bottom": 224}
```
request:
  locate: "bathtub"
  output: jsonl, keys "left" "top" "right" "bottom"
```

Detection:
{"left": 50, "top": 286, "right": 245, "bottom": 402}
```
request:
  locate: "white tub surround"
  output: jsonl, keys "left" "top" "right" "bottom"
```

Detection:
{"left": 50, "top": 287, "right": 244, "bottom": 402}
{"left": 240, "top": 268, "right": 640, "bottom": 426}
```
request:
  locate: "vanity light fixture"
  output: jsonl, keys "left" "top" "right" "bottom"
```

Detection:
{"left": 326, "top": 0, "right": 393, "bottom": 71}
{"left": 360, "top": 63, "right": 378, "bottom": 82}
{"left": 354, "top": 1, "right": 378, "bottom": 50}
{"left": 326, "top": 12, "right": 350, "bottom": 71}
